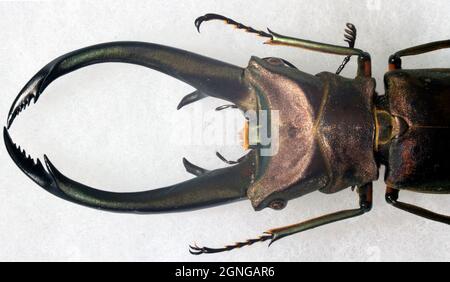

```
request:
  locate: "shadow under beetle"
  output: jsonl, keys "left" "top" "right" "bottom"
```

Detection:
{"left": 4, "top": 14, "right": 449, "bottom": 254}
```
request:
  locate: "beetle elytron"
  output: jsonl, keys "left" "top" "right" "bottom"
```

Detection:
{"left": 4, "top": 14, "right": 449, "bottom": 254}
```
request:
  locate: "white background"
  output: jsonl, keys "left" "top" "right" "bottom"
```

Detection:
{"left": 0, "top": 0, "right": 449, "bottom": 261}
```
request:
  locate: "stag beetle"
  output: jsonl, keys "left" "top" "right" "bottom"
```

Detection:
{"left": 4, "top": 14, "right": 450, "bottom": 254}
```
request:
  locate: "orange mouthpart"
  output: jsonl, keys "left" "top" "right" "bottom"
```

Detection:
{"left": 239, "top": 120, "right": 250, "bottom": 150}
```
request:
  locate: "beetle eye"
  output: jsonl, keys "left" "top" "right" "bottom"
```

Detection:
{"left": 263, "top": 57, "right": 298, "bottom": 69}
{"left": 266, "top": 57, "right": 284, "bottom": 66}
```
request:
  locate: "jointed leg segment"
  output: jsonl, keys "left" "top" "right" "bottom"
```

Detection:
{"left": 389, "top": 39, "right": 450, "bottom": 70}
{"left": 190, "top": 183, "right": 372, "bottom": 255}
{"left": 194, "top": 13, "right": 371, "bottom": 77}
{"left": 385, "top": 187, "right": 450, "bottom": 224}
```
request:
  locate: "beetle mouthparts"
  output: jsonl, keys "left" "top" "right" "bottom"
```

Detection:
{"left": 5, "top": 41, "right": 261, "bottom": 213}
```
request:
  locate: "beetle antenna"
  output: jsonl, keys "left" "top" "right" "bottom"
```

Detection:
{"left": 189, "top": 233, "right": 273, "bottom": 255}
{"left": 195, "top": 13, "right": 272, "bottom": 38}
{"left": 336, "top": 23, "right": 357, "bottom": 74}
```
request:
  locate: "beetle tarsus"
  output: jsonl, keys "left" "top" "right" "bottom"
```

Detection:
{"left": 189, "top": 234, "right": 273, "bottom": 255}
{"left": 195, "top": 13, "right": 272, "bottom": 38}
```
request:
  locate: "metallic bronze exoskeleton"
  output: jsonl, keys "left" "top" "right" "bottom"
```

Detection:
{"left": 4, "top": 14, "right": 449, "bottom": 254}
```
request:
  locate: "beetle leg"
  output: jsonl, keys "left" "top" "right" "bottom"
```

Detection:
{"left": 389, "top": 39, "right": 450, "bottom": 70}
{"left": 189, "top": 235, "right": 272, "bottom": 255}
{"left": 195, "top": 13, "right": 370, "bottom": 77}
{"left": 269, "top": 29, "right": 371, "bottom": 77}
{"left": 190, "top": 183, "right": 372, "bottom": 255}
{"left": 194, "top": 13, "right": 362, "bottom": 56}
{"left": 195, "top": 13, "right": 272, "bottom": 38}
{"left": 385, "top": 187, "right": 450, "bottom": 224}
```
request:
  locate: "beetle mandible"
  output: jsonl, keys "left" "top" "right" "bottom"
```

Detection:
{"left": 4, "top": 14, "right": 449, "bottom": 254}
